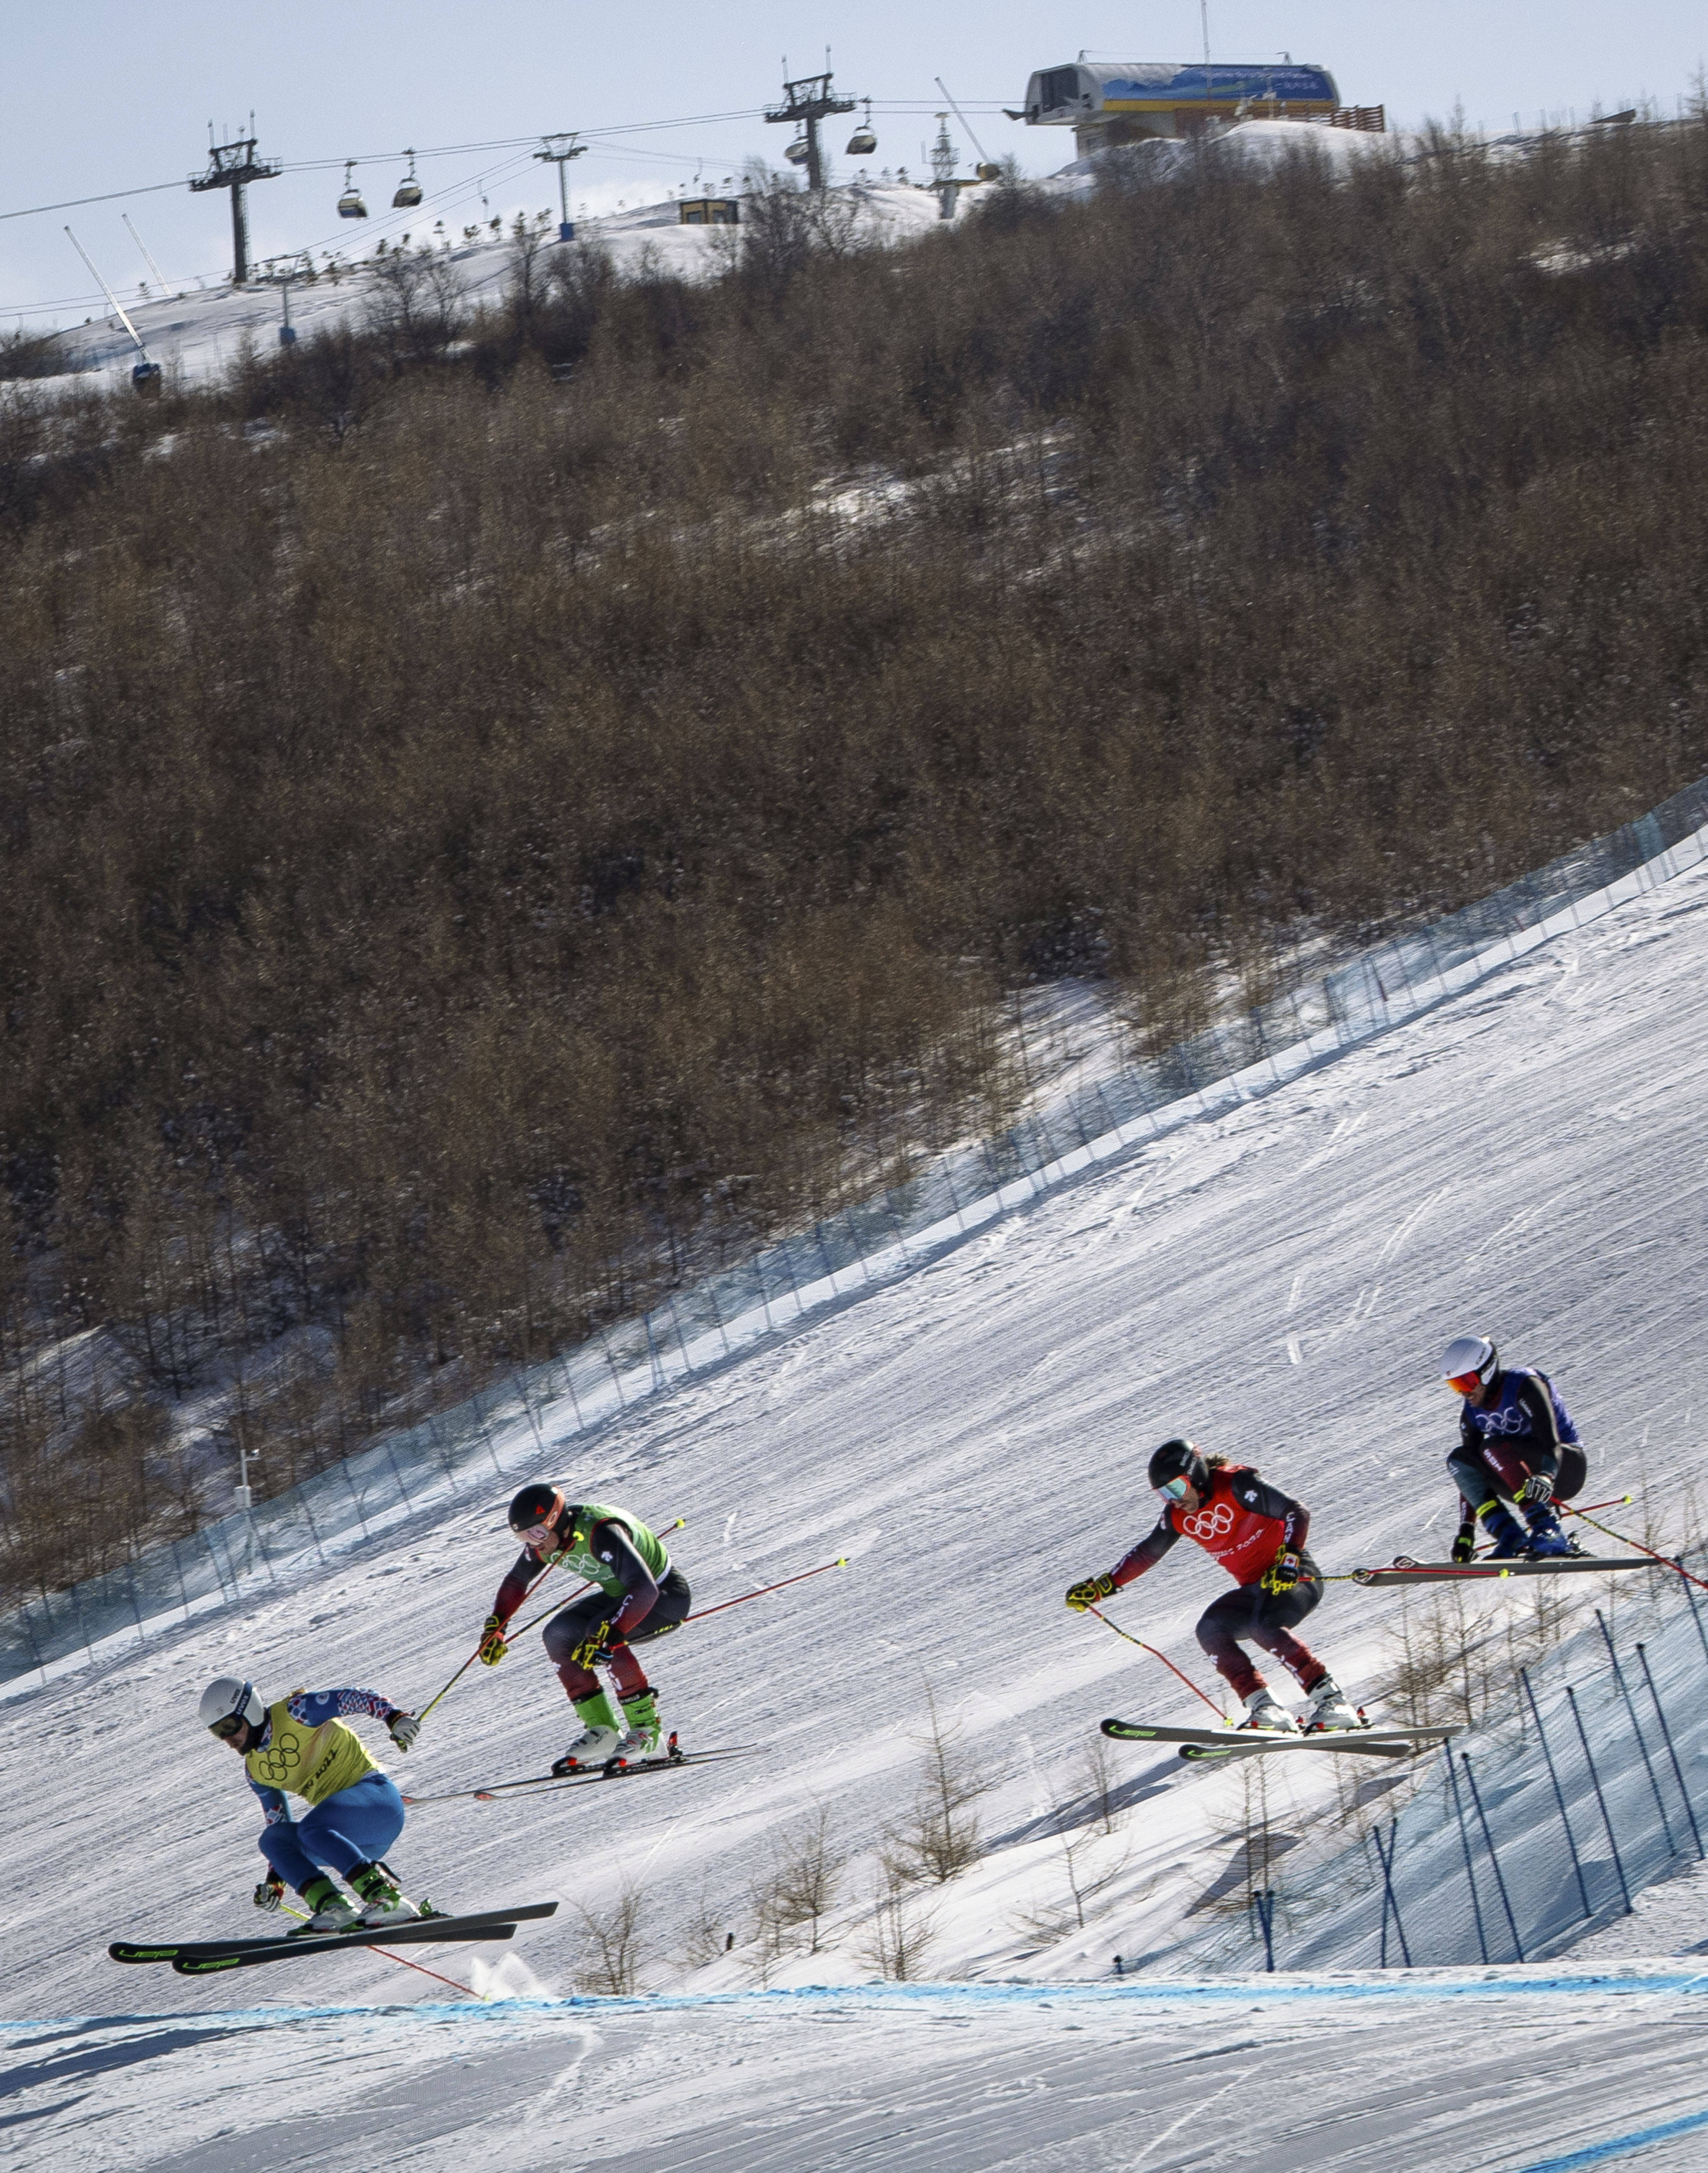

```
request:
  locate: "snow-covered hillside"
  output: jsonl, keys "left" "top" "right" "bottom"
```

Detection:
{"left": 5, "top": 834, "right": 1708, "bottom": 2170}
{"left": 33, "top": 182, "right": 953, "bottom": 395}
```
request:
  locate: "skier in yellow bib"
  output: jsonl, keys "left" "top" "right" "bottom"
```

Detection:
{"left": 199, "top": 1677, "right": 423, "bottom": 1933}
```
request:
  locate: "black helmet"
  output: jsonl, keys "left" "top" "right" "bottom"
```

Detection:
{"left": 508, "top": 1481, "right": 566, "bottom": 1537}
{"left": 1146, "top": 1438, "right": 1209, "bottom": 1497}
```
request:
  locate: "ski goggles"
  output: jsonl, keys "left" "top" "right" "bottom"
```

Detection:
{"left": 1445, "top": 1370, "right": 1485, "bottom": 1396}
{"left": 1157, "top": 1475, "right": 1193, "bottom": 1500}
{"left": 209, "top": 1711, "right": 248, "bottom": 1741}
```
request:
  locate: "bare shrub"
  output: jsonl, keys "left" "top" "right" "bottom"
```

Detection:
{"left": 888, "top": 1688, "right": 995, "bottom": 1884}
{"left": 861, "top": 1857, "right": 938, "bottom": 1981}
{"left": 568, "top": 1879, "right": 648, "bottom": 1995}
{"left": 750, "top": 1800, "right": 845, "bottom": 1961}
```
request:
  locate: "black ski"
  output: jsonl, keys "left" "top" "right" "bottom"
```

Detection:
{"left": 1351, "top": 1556, "right": 1652, "bottom": 1588}
{"left": 401, "top": 1744, "right": 751, "bottom": 1808}
{"left": 1101, "top": 1717, "right": 1455, "bottom": 1761}
{"left": 110, "top": 1900, "right": 557, "bottom": 1968}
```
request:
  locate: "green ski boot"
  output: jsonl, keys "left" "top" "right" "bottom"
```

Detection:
{"left": 350, "top": 1860, "right": 421, "bottom": 1926}
{"left": 290, "top": 1874, "right": 361, "bottom": 1935}
{"left": 552, "top": 1685, "right": 625, "bottom": 1774}
{"left": 618, "top": 1688, "right": 662, "bottom": 1759}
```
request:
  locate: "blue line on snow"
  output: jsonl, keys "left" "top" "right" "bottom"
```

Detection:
{"left": 11, "top": 1967, "right": 1708, "bottom": 2033}
{"left": 1512, "top": 2101, "right": 1708, "bottom": 2172}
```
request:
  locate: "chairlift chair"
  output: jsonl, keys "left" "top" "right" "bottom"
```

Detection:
{"left": 846, "top": 100, "right": 878, "bottom": 157}
{"left": 784, "top": 136, "right": 811, "bottom": 166}
{"left": 338, "top": 162, "right": 369, "bottom": 219}
{"left": 392, "top": 151, "right": 423, "bottom": 209}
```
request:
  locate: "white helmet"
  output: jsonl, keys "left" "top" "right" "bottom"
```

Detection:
{"left": 1441, "top": 1335, "right": 1499, "bottom": 1391}
{"left": 199, "top": 1677, "right": 266, "bottom": 1737}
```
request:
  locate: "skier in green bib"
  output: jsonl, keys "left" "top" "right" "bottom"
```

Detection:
{"left": 477, "top": 1484, "right": 690, "bottom": 1772}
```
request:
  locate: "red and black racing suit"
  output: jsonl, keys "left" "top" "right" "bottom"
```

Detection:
{"left": 492, "top": 1511, "right": 690, "bottom": 1700}
{"left": 1109, "top": 1465, "right": 1327, "bottom": 1702}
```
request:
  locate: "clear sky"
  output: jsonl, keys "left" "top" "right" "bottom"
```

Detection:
{"left": 3, "top": 3, "right": 1702, "bottom": 327}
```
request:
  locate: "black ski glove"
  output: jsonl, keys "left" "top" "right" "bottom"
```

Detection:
{"left": 254, "top": 1872, "right": 286, "bottom": 1911}
{"left": 1452, "top": 1521, "right": 1476, "bottom": 1564}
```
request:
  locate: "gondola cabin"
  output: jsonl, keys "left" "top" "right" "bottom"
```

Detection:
{"left": 1022, "top": 60, "right": 1339, "bottom": 155}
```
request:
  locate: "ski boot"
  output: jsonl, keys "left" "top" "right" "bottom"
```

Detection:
{"left": 350, "top": 1861, "right": 421, "bottom": 1927}
{"left": 1476, "top": 1498, "right": 1530, "bottom": 1560}
{"left": 1301, "top": 1676, "right": 1361, "bottom": 1732}
{"left": 290, "top": 1876, "right": 362, "bottom": 1935}
{"left": 1239, "top": 1687, "right": 1299, "bottom": 1734}
{"left": 1523, "top": 1505, "right": 1572, "bottom": 1560}
{"left": 617, "top": 1687, "right": 663, "bottom": 1760}
{"left": 551, "top": 1686, "right": 625, "bottom": 1774}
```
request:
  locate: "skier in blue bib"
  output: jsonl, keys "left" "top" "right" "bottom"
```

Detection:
{"left": 1440, "top": 1335, "right": 1586, "bottom": 1561}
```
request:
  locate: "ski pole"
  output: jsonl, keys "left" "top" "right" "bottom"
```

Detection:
{"left": 685, "top": 1555, "right": 848, "bottom": 1623}
{"left": 509, "top": 1517, "right": 688, "bottom": 1640}
{"left": 1085, "top": 1605, "right": 1227, "bottom": 1720}
{"left": 1561, "top": 1502, "right": 1708, "bottom": 1594}
{"left": 417, "top": 1561, "right": 564, "bottom": 1722}
{"left": 280, "top": 1904, "right": 479, "bottom": 1998}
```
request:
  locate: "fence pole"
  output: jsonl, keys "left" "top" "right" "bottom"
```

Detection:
{"left": 298, "top": 1487, "right": 329, "bottom": 1567}
{"left": 23, "top": 1603, "right": 49, "bottom": 1685}
{"left": 385, "top": 1443, "right": 415, "bottom": 1516}
{"left": 1444, "top": 1744, "right": 1492, "bottom": 1964}
{"left": 1461, "top": 1755, "right": 1525, "bottom": 1962}
{"left": 1635, "top": 1642, "right": 1705, "bottom": 1859}
{"left": 1566, "top": 1684, "right": 1633, "bottom": 1914}
{"left": 1250, "top": 1887, "right": 1276, "bottom": 1973}
{"left": 1519, "top": 1667, "right": 1594, "bottom": 1921}
{"left": 668, "top": 1293, "right": 693, "bottom": 1372}
{"left": 1596, "top": 1610, "right": 1678, "bottom": 1857}
{"left": 170, "top": 1538, "right": 192, "bottom": 1625}
{"left": 341, "top": 1460, "right": 371, "bottom": 1540}
{"left": 1371, "top": 1819, "right": 1412, "bottom": 1967}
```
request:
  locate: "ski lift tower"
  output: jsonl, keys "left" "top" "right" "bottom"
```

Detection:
{"left": 764, "top": 67, "right": 855, "bottom": 192}
{"left": 189, "top": 118, "right": 281, "bottom": 286}
{"left": 535, "top": 133, "right": 587, "bottom": 240}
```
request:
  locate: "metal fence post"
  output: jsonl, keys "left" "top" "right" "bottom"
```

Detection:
{"left": 1566, "top": 1684, "right": 1633, "bottom": 1914}
{"left": 298, "top": 1487, "right": 329, "bottom": 1567}
{"left": 1250, "top": 1887, "right": 1276, "bottom": 1972}
{"left": 1445, "top": 1744, "right": 1492, "bottom": 1964}
{"left": 1636, "top": 1642, "right": 1705, "bottom": 1858}
{"left": 1597, "top": 1610, "right": 1678, "bottom": 1856}
{"left": 1520, "top": 1667, "right": 1593, "bottom": 1920}
{"left": 385, "top": 1443, "right": 415, "bottom": 1515}
{"left": 1371, "top": 1819, "right": 1412, "bottom": 1967}
{"left": 1461, "top": 1755, "right": 1525, "bottom": 1962}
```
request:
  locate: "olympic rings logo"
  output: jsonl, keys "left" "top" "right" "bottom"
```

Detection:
{"left": 254, "top": 1741, "right": 302, "bottom": 1784}
{"left": 1181, "top": 1502, "right": 1236, "bottom": 1542}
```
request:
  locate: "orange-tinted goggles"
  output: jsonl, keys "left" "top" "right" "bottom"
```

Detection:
{"left": 1445, "top": 1369, "right": 1485, "bottom": 1396}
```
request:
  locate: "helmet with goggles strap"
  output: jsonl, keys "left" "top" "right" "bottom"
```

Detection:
{"left": 508, "top": 1481, "right": 567, "bottom": 1541}
{"left": 1441, "top": 1335, "right": 1499, "bottom": 1396}
{"left": 1146, "top": 1437, "right": 1210, "bottom": 1501}
{"left": 200, "top": 1676, "right": 266, "bottom": 1740}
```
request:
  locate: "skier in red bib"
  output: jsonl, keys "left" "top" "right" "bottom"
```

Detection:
{"left": 1065, "top": 1438, "right": 1359, "bottom": 1734}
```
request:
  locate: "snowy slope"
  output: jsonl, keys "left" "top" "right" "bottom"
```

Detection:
{"left": 4, "top": 847, "right": 1708, "bottom": 2168}
{"left": 35, "top": 183, "right": 953, "bottom": 395}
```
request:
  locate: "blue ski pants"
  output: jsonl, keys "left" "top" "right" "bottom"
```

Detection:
{"left": 257, "top": 1771, "right": 406, "bottom": 1893}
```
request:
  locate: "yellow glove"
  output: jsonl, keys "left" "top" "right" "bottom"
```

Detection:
{"left": 1260, "top": 1551, "right": 1301, "bottom": 1596}
{"left": 478, "top": 1614, "right": 509, "bottom": 1666}
{"left": 1065, "top": 1574, "right": 1117, "bottom": 1613}
{"left": 568, "top": 1621, "right": 613, "bottom": 1670}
